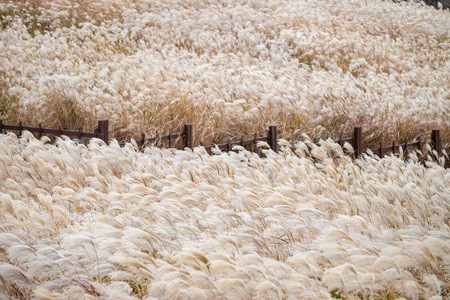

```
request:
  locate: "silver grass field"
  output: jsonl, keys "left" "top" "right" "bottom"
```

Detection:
{"left": 0, "top": 0, "right": 450, "bottom": 299}
{"left": 0, "top": 133, "right": 448, "bottom": 299}
{"left": 0, "top": 0, "right": 449, "bottom": 146}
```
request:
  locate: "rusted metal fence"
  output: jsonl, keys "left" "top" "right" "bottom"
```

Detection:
{"left": 0, "top": 119, "right": 444, "bottom": 162}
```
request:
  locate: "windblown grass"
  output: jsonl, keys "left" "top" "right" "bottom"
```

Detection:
{"left": 0, "top": 0, "right": 449, "bottom": 149}
{"left": 0, "top": 132, "right": 448, "bottom": 299}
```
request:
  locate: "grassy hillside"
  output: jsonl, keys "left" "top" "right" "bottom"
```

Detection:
{"left": 0, "top": 1, "right": 449, "bottom": 299}
{"left": 0, "top": 0, "right": 449, "bottom": 149}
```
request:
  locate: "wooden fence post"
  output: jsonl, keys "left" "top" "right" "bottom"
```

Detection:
{"left": 431, "top": 129, "right": 440, "bottom": 153}
{"left": 268, "top": 125, "right": 277, "bottom": 152}
{"left": 183, "top": 124, "right": 193, "bottom": 149}
{"left": 98, "top": 119, "right": 109, "bottom": 145}
{"left": 353, "top": 126, "right": 362, "bottom": 158}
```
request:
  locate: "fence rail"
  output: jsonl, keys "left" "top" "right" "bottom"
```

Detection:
{"left": 367, "top": 141, "right": 421, "bottom": 157}
{"left": 0, "top": 119, "right": 445, "bottom": 164}
{"left": 118, "top": 129, "right": 184, "bottom": 149}
{"left": 201, "top": 134, "right": 268, "bottom": 155}
{"left": 0, "top": 119, "right": 109, "bottom": 144}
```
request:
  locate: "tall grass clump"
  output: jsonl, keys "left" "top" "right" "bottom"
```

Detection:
{"left": 0, "top": 0, "right": 448, "bottom": 149}
{"left": 0, "top": 132, "right": 448, "bottom": 298}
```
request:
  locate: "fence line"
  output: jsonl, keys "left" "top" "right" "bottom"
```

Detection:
{"left": 0, "top": 119, "right": 444, "bottom": 162}
{"left": 201, "top": 134, "right": 268, "bottom": 153}
{"left": 118, "top": 127, "right": 185, "bottom": 149}
{"left": 0, "top": 119, "right": 109, "bottom": 144}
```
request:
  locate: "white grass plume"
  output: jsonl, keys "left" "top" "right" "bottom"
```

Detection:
{"left": 0, "top": 121, "right": 448, "bottom": 298}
